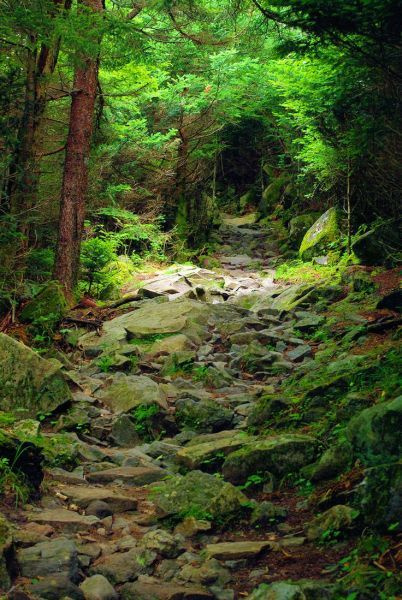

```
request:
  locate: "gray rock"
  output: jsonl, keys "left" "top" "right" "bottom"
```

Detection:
{"left": 287, "top": 345, "right": 312, "bottom": 362}
{"left": 17, "top": 538, "right": 79, "bottom": 580}
{"left": 28, "top": 573, "right": 84, "bottom": 599}
{"left": 110, "top": 414, "right": 140, "bottom": 447}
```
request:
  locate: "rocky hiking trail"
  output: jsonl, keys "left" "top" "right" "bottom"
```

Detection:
{"left": 1, "top": 215, "right": 401, "bottom": 600}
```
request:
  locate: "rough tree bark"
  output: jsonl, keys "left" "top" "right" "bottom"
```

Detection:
{"left": 54, "top": 0, "right": 104, "bottom": 299}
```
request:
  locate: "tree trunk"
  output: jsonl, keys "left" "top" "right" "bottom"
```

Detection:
{"left": 7, "top": 0, "right": 72, "bottom": 241}
{"left": 54, "top": 0, "right": 104, "bottom": 299}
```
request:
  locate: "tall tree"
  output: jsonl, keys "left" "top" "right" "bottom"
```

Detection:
{"left": 6, "top": 0, "right": 72, "bottom": 240}
{"left": 54, "top": 0, "right": 104, "bottom": 299}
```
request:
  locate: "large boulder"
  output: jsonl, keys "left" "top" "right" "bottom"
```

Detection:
{"left": 288, "top": 214, "right": 318, "bottom": 249}
{"left": 346, "top": 396, "right": 402, "bottom": 465}
{"left": 95, "top": 373, "right": 167, "bottom": 413}
{"left": 150, "top": 470, "right": 248, "bottom": 522}
{"left": 299, "top": 207, "right": 340, "bottom": 261}
{"left": 222, "top": 434, "right": 319, "bottom": 484}
{"left": 78, "top": 298, "right": 210, "bottom": 355}
{"left": 0, "top": 333, "right": 71, "bottom": 417}
{"left": 351, "top": 219, "right": 401, "bottom": 266}
{"left": 19, "top": 282, "right": 67, "bottom": 330}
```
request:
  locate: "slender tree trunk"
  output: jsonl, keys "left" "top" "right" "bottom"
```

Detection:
{"left": 54, "top": 0, "right": 104, "bottom": 299}
{"left": 7, "top": 0, "right": 71, "bottom": 241}
{"left": 346, "top": 158, "right": 352, "bottom": 255}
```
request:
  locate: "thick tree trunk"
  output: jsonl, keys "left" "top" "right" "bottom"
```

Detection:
{"left": 54, "top": 0, "right": 104, "bottom": 299}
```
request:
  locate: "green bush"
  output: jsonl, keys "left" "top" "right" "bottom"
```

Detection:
{"left": 80, "top": 237, "right": 118, "bottom": 294}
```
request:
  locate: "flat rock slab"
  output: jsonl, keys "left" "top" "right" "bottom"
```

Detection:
{"left": 120, "top": 581, "right": 213, "bottom": 599}
{"left": 205, "top": 541, "right": 272, "bottom": 560}
{"left": 16, "top": 538, "right": 78, "bottom": 579}
{"left": 25, "top": 508, "right": 99, "bottom": 533}
{"left": 287, "top": 345, "right": 312, "bottom": 362}
{"left": 176, "top": 435, "right": 253, "bottom": 470}
{"left": 87, "top": 466, "right": 166, "bottom": 486}
{"left": 55, "top": 485, "right": 138, "bottom": 512}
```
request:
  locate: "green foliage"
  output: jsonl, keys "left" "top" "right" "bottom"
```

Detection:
{"left": 338, "top": 534, "right": 401, "bottom": 598}
{"left": 96, "top": 355, "right": 115, "bottom": 373}
{"left": 192, "top": 365, "right": 209, "bottom": 383}
{"left": 130, "top": 403, "right": 162, "bottom": 442}
{"left": 0, "top": 451, "right": 29, "bottom": 507}
{"left": 80, "top": 237, "right": 118, "bottom": 294}
{"left": 239, "top": 473, "right": 265, "bottom": 490}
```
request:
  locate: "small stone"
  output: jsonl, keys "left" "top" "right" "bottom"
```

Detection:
{"left": 140, "top": 529, "right": 184, "bottom": 558}
{"left": 79, "top": 575, "right": 118, "bottom": 600}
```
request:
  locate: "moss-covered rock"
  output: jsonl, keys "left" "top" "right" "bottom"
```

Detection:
{"left": 19, "top": 281, "right": 67, "bottom": 330}
{"left": 0, "top": 333, "right": 72, "bottom": 418}
{"left": 247, "top": 396, "right": 291, "bottom": 428}
{"left": 288, "top": 214, "right": 319, "bottom": 249}
{"left": 259, "top": 174, "right": 290, "bottom": 217}
{"left": 150, "top": 470, "right": 248, "bottom": 523}
{"left": 95, "top": 373, "right": 167, "bottom": 414}
{"left": 222, "top": 434, "right": 319, "bottom": 484}
{"left": 299, "top": 208, "right": 340, "bottom": 261}
{"left": 346, "top": 396, "right": 402, "bottom": 465}
{"left": 357, "top": 463, "right": 402, "bottom": 531}
{"left": 308, "top": 439, "right": 353, "bottom": 482}
{"left": 306, "top": 505, "right": 357, "bottom": 541}
{"left": 176, "top": 398, "right": 233, "bottom": 433}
